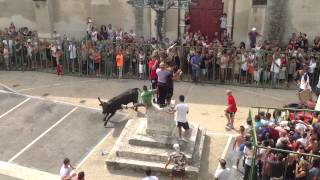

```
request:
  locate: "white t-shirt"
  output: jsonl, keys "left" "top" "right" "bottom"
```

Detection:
{"left": 91, "top": 30, "right": 98, "bottom": 41}
{"left": 309, "top": 60, "right": 317, "bottom": 73}
{"left": 214, "top": 168, "right": 230, "bottom": 180}
{"left": 175, "top": 103, "right": 189, "bottom": 123}
{"left": 244, "top": 146, "right": 254, "bottom": 166}
{"left": 142, "top": 176, "right": 158, "bottom": 180}
{"left": 220, "top": 16, "right": 227, "bottom": 29}
{"left": 297, "top": 137, "right": 308, "bottom": 147}
{"left": 241, "top": 55, "right": 247, "bottom": 71}
{"left": 271, "top": 58, "right": 281, "bottom": 73}
{"left": 60, "top": 164, "right": 72, "bottom": 178}
{"left": 68, "top": 44, "right": 77, "bottom": 59}
{"left": 300, "top": 73, "right": 311, "bottom": 90}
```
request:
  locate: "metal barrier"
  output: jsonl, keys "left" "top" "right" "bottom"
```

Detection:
{"left": 0, "top": 36, "right": 320, "bottom": 89}
{"left": 247, "top": 107, "right": 320, "bottom": 180}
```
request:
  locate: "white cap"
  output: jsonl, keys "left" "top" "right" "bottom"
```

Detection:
{"left": 252, "top": 27, "right": 256, "bottom": 31}
{"left": 27, "top": 39, "right": 31, "bottom": 43}
{"left": 173, "top": 143, "right": 180, "bottom": 151}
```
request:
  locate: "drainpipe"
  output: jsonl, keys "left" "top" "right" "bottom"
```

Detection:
{"left": 231, "top": 0, "right": 236, "bottom": 39}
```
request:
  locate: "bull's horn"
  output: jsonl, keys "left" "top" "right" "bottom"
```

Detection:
{"left": 98, "top": 97, "right": 103, "bottom": 103}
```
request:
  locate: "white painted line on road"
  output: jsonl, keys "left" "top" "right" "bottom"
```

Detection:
{"left": 8, "top": 107, "right": 78, "bottom": 163}
{"left": 221, "top": 136, "right": 232, "bottom": 159}
{"left": 238, "top": 88, "right": 282, "bottom": 102}
{"left": 207, "top": 132, "right": 236, "bottom": 137}
{"left": 0, "top": 98, "right": 31, "bottom": 119}
{"left": 214, "top": 135, "right": 233, "bottom": 174}
{"left": 76, "top": 130, "right": 113, "bottom": 169}
{"left": 76, "top": 113, "right": 131, "bottom": 169}
{"left": 16, "top": 79, "right": 101, "bottom": 92}
{"left": 0, "top": 82, "right": 17, "bottom": 93}
{"left": 0, "top": 160, "right": 59, "bottom": 180}
{"left": 0, "top": 90, "right": 127, "bottom": 116}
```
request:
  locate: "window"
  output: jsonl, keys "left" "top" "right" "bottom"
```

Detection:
{"left": 252, "top": 0, "right": 267, "bottom": 6}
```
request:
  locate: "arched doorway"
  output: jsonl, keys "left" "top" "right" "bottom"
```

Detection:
{"left": 189, "top": 0, "right": 224, "bottom": 40}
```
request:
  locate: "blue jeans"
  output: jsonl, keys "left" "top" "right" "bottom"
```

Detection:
{"left": 271, "top": 72, "right": 278, "bottom": 86}
{"left": 192, "top": 68, "right": 200, "bottom": 82}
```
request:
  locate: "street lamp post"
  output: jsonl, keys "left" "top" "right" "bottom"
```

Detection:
{"left": 127, "top": 0, "right": 193, "bottom": 47}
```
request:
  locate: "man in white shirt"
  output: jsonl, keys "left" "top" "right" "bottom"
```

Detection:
{"left": 214, "top": 158, "right": 230, "bottom": 180}
{"left": 68, "top": 40, "right": 77, "bottom": 73}
{"left": 271, "top": 56, "right": 281, "bottom": 86}
{"left": 168, "top": 95, "right": 190, "bottom": 139}
{"left": 60, "top": 158, "right": 76, "bottom": 180}
{"left": 219, "top": 13, "right": 227, "bottom": 35}
{"left": 142, "top": 168, "right": 158, "bottom": 180}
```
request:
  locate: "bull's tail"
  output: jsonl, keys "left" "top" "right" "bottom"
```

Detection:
{"left": 98, "top": 97, "right": 103, "bottom": 104}
{"left": 133, "top": 88, "right": 141, "bottom": 93}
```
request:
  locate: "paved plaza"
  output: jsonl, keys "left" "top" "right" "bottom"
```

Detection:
{"left": 0, "top": 71, "right": 297, "bottom": 179}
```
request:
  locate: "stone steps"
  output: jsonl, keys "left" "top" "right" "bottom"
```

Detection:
{"left": 107, "top": 154, "right": 199, "bottom": 179}
{"left": 106, "top": 115, "right": 207, "bottom": 180}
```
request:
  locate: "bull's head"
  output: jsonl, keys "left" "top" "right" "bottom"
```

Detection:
{"left": 98, "top": 97, "right": 108, "bottom": 114}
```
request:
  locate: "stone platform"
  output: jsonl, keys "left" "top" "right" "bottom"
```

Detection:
{"left": 106, "top": 105, "right": 206, "bottom": 179}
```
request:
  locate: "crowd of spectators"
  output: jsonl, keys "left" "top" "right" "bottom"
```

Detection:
{"left": 1, "top": 18, "right": 320, "bottom": 89}
{"left": 232, "top": 109, "right": 320, "bottom": 179}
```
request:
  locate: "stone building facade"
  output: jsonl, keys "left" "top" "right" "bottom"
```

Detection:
{"left": 0, "top": 0, "right": 319, "bottom": 46}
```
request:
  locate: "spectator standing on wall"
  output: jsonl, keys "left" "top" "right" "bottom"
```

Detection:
{"left": 86, "top": 17, "right": 93, "bottom": 39}
{"left": 219, "top": 13, "right": 227, "bottom": 39}
{"left": 248, "top": 27, "right": 262, "bottom": 49}
{"left": 107, "top": 24, "right": 113, "bottom": 41}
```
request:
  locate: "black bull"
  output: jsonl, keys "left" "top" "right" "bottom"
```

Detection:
{"left": 98, "top": 88, "right": 140, "bottom": 126}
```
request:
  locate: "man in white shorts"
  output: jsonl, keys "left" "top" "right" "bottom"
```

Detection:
{"left": 60, "top": 158, "right": 76, "bottom": 180}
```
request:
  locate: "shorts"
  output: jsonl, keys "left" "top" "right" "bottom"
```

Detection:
{"left": 201, "top": 68, "right": 207, "bottom": 76}
{"left": 94, "top": 63, "right": 100, "bottom": 70}
{"left": 234, "top": 149, "right": 243, "bottom": 159}
{"left": 227, "top": 111, "right": 236, "bottom": 117}
{"left": 241, "top": 69, "right": 247, "bottom": 77}
{"left": 177, "top": 122, "right": 190, "bottom": 130}
{"left": 172, "top": 169, "right": 186, "bottom": 177}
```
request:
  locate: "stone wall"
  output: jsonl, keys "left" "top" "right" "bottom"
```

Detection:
{"left": 231, "top": 0, "right": 320, "bottom": 46}
{"left": 0, "top": 0, "right": 37, "bottom": 29}
{"left": 0, "top": 0, "right": 178, "bottom": 40}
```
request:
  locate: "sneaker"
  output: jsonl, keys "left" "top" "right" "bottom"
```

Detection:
{"left": 232, "top": 165, "right": 238, "bottom": 170}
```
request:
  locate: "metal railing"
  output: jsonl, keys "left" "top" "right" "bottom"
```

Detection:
{"left": 0, "top": 36, "right": 320, "bottom": 89}
{"left": 248, "top": 107, "right": 320, "bottom": 180}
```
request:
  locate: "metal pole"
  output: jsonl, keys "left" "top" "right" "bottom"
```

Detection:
{"left": 231, "top": 0, "right": 236, "bottom": 39}
{"left": 177, "top": 0, "right": 181, "bottom": 41}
